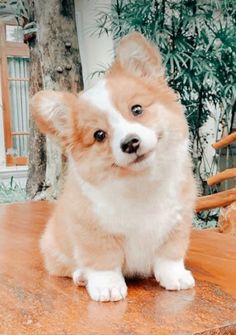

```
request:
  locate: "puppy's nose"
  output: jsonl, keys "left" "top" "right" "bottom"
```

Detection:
{"left": 120, "top": 135, "right": 140, "bottom": 154}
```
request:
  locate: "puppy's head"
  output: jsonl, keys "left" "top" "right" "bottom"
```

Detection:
{"left": 32, "top": 33, "right": 188, "bottom": 183}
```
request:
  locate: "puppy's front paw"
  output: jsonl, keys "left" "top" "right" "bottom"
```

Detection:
{"left": 159, "top": 269, "right": 195, "bottom": 291}
{"left": 154, "top": 258, "right": 195, "bottom": 291}
{"left": 86, "top": 270, "right": 127, "bottom": 302}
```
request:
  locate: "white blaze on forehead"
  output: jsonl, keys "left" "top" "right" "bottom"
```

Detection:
{"left": 81, "top": 79, "right": 150, "bottom": 135}
{"left": 81, "top": 79, "right": 157, "bottom": 167}
{"left": 82, "top": 80, "right": 111, "bottom": 111}
{"left": 81, "top": 79, "right": 136, "bottom": 139}
{"left": 82, "top": 79, "right": 124, "bottom": 127}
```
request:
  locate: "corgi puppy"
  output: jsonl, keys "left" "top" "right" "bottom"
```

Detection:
{"left": 32, "top": 32, "right": 197, "bottom": 302}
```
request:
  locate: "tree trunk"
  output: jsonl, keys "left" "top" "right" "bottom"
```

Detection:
{"left": 26, "top": 0, "right": 83, "bottom": 199}
{"left": 26, "top": 6, "right": 46, "bottom": 198}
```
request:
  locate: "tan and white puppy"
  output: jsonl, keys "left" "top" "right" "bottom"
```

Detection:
{"left": 32, "top": 32, "right": 197, "bottom": 302}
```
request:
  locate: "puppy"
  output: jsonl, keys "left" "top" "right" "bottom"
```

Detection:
{"left": 32, "top": 32, "right": 197, "bottom": 302}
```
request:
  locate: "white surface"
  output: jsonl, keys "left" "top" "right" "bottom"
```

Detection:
{"left": 75, "top": 0, "right": 114, "bottom": 88}
{"left": 0, "top": 165, "right": 28, "bottom": 187}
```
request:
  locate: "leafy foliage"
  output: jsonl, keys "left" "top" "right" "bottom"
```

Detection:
{"left": 0, "top": 0, "right": 28, "bottom": 21}
{"left": 94, "top": 0, "right": 235, "bottom": 136}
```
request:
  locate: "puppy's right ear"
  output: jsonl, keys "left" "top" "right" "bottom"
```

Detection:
{"left": 31, "top": 90, "right": 78, "bottom": 144}
{"left": 112, "top": 32, "right": 164, "bottom": 82}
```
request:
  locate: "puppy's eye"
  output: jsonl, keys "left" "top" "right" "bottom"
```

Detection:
{"left": 94, "top": 130, "right": 106, "bottom": 142}
{"left": 131, "top": 104, "right": 143, "bottom": 116}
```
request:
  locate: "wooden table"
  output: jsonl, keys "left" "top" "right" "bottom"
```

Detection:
{"left": 0, "top": 202, "right": 235, "bottom": 335}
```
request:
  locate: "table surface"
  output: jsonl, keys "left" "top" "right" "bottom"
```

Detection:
{"left": 0, "top": 201, "right": 236, "bottom": 335}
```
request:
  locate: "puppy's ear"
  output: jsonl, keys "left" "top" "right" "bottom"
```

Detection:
{"left": 31, "top": 90, "right": 78, "bottom": 145}
{"left": 114, "top": 32, "right": 164, "bottom": 81}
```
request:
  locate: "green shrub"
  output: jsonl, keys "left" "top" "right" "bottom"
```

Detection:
{"left": 0, "top": 177, "right": 28, "bottom": 203}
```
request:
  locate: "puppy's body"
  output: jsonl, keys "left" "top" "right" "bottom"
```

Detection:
{"left": 33, "top": 33, "right": 197, "bottom": 302}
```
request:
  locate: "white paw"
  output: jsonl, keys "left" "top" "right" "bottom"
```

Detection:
{"left": 159, "top": 269, "right": 195, "bottom": 291}
{"left": 86, "top": 270, "right": 127, "bottom": 302}
{"left": 72, "top": 269, "right": 86, "bottom": 286}
{"left": 154, "top": 258, "right": 195, "bottom": 291}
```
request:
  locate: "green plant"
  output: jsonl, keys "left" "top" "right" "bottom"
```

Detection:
{"left": 0, "top": 177, "right": 28, "bottom": 203}
{"left": 0, "top": 0, "right": 29, "bottom": 22}
{"left": 193, "top": 209, "right": 220, "bottom": 229}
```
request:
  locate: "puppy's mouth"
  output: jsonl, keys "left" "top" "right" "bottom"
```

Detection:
{"left": 112, "top": 150, "right": 155, "bottom": 170}
{"left": 128, "top": 150, "right": 154, "bottom": 166}
{"left": 130, "top": 151, "right": 153, "bottom": 165}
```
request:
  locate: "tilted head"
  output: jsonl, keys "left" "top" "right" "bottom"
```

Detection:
{"left": 32, "top": 32, "right": 189, "bottom": 184}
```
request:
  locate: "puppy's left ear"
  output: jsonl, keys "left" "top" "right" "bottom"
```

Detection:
{"left": 113, "top": 32, "right": 164, "bottom": 81}
{"left": 31, "top": 90, "right": 78, "bottom": 147}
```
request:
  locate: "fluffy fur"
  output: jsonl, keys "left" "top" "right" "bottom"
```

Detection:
{"left": 32, "top": 32, "right": 197, "bottom": 302}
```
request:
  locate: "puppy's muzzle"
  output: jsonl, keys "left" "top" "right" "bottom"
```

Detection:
{"left": 120, "top": 134, "right": 140, "bottom": 154}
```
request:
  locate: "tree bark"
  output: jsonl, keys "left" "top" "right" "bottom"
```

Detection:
{"left": 26, "top": 34, "right": 46, "bottom": 198}
{"left": 26, "top": 0, "right": 83, "bottom": 199}
{"left": 26, "top": 0, "right": 46, "bottom": 199}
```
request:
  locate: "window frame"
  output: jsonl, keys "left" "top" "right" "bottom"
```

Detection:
{"left": 0, "top": 21, "right": 30, "bottom": 166}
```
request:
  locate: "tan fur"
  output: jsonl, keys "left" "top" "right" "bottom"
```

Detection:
{"left": 40, "top": 176, "right": 125, "bottom": 275}
{"left": 32, "top": 32, "right": 197, "bottom": 300}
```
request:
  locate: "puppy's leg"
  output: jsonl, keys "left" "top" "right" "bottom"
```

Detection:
{"left": 154, "top": 216, "right": 195, "bottom": 291}
{"left": 154, "top": 258, "right": 194, "bottom": 291}
{"left": 73, "top": 268, "right": 127, "bottom": 302}
{"left": 85, "top": 268, "right": 127, "bottom": 302}
{"left": 40, "top": 222, "right": 75, "bottom": 278}
{"left": 72, "top": 268, "right": 127, "bottom": 301}
{"left": 73, "top": 235, "right": 127, "bottom": 302}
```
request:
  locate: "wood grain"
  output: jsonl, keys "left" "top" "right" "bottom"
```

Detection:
{"left": 212, "top": 132, "right": 236, "bottom": 150}
{"left": 218, "top": 202, "right": 236, "bottom": 234}
{"left": 207, "top": 168, "right": 236, "bottom": 186}
{"left": 196, "top": 188, "right": 236, "bottom": 212}
{"left": 0, "top": 201, "right": 235, "bottom": 335}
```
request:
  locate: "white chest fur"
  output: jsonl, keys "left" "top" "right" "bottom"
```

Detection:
{"left": 76, "top": 168, "right": 185, "bottom": 277}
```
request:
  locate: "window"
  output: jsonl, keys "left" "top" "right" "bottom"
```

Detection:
{"left": 0, "top": 22, "right": 30, "bottom": 166}
{"left": 8, "top": 56, "right": 29, "bottom": 159}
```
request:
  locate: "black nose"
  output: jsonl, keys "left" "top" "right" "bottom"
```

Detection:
{"left": 120, "top": 135, "right": 140, "bottom": 154}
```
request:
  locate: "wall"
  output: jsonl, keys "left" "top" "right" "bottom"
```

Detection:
{"left": 75, "top": 0, "right": 114, "bottom": 89}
